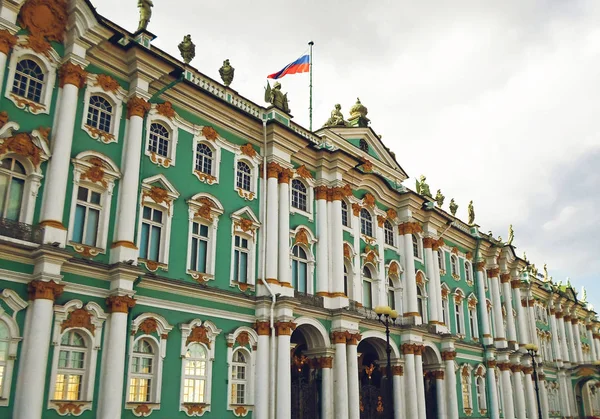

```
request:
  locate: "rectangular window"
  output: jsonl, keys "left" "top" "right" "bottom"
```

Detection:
{"left": 139, "top": 206, "right": 163, "bottom": 262}
{"left": 363, "top": 281, "right": 372, "bottom": 309}
{"left": 72, "top": 186, "right": 101, "bottom": 246}
{"left": 469, "top": 309, "right": 479, "bottom": 338}
{"left": 233, "top": 235, "right": 249, "bottom": 283}
{"left": 190, "top": 222, "right": 209, "bottom": 272}
{"left": 455, "top": 303, "right": 463, "bottom": 334}
{"left": 442, "top": 299, "right": 448, "bottom": 325}
{"left": 292, "top": 260, "right": 307, "bottom": 293}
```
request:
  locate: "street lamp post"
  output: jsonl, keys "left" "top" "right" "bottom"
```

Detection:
{"left": 375, "top": 305, "right": 398, "bottom": 418}
{"left": 525, "top": 343, "right": 544, "bottom": 419}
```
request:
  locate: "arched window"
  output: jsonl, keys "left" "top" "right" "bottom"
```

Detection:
{"left": 359, "top": 139, "right": 369, "bottom": 153}
{"left": 476, "top": 376, "right": 487, "bottom": 412}
{"left": 465, "top": 261, "right": 472, "bottom": 282}
{"left": 412, "top": 234, "right": 420, "bottom": 258}
{"left": 53, "top": 330, "right": 88, "bottom": 401}
{"left": 451, "top": 256, "right": 459, "bottom": 276}
{"left": 86, "top": 95, "right": 113, "bottom": 133}
{"left": 12, "top": 59, "right": 44, "bottom": 103}
{"left": 195, "top": 143, "right": 213, "bottom": 175}
{"left": 129, "top": 338, "right": 156, "bottom": 402}
{"left": 148, "top": 123, "right": 170, "bottom": 158}
{"left": 236, "top": 161, "right": 252, "bottom": 191}
{"left": 230, "top": 349, "right": 249, "bottom": 405}
{"left": 384, "top": 220, "right": 394, "bottom": 246}
{"left": 387, "top": 278, "right": 396, "bottom": 310}
{"left": 291, "top": 179, "right": 307, "bottom": 212}
{"left": 362, "top": 266, "right": 373, "bottom": 309}
{"left": 360, "top": 209, "right": 373, "bottom": 237}
{"left": 0, "top": 321, "right": 9, "bottom": 396}
{"left": 0, "top": 158, "right": 26, "bottom": 220}
{"left": 441, "top": 294, "right": 449, "bottom": 325}
{"left": 183, "top": 343, "right": 208, "bottom": 403}
{"left": 341, "top": 200, "right": 349, "bottom": 227}
{"left": 291, "top": 245, "right": 308, "bottom": 293}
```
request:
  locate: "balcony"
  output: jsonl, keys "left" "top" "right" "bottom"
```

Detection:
{"left": 0, "top": 218, "right": 42, "bottom": 244}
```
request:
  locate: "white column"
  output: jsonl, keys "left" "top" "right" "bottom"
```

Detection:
{"left": 539, "top": 375, "right": 550, "bottom": 419}
{"left": 572, "top": 319, "right": 584, "bottom": 363}
{"left": 403, "top": 345, "right": 419, "bottom": 418}
{"left": 512, "top": 280, "right": 529, "bottom": 345}
{"left": 347, "top": 335, "right": 360, "bottom": 419}
{"left": 558, "top": 371, "right": 571, "bottom": 417}
{"left": 40, "top": 62, "right": 87, "bottom": 245}
{"left": 512, "top": 366, "right": 527, "bottom": 419}
{"left": 432, "top": 246, "right": 444, "bottom": 324}
{"left": 527, "top": 304, "right": 539, "bottom": 348}
{"left": 315, "top": 187, "right": 329, "bottom": 296}
{"left": 110, "top": 96, "right": 148, "bottom": 263}
{"left": 393, "top": 368, "right": 405, "bottom": 419}
{"left": 594, "top": 335, "right": 600, "bottom": 362}
{"left": 488, "top": 269, "right": 505, "bottom": 346}
{"left": 333, "top": 332, "right": 349, "bottom": 419}
{"left": 424, "top": 241, "right": 439, "bottom": 324}
{"left": 401, "top": 223, "right": 419, "bottom": 323}
{"left": 522, "top": 368, "right": 537, "bottom": 419}
{"left": 587, "top": 327, "right": 598, "bottom": 361}
{"left": 320, "top": 358, "right": 333, "bottom": 419}
{"left": 415, "top": 347, "right": 427, "bottom": 419}
{"left": 13, "top": 281, "right": 63, "bottom": 419}
{"left": 254, "top": 323, "right": 270, "bottom": 419}
{"left": 500, "top": 275, "right": 517, "bottom": 345}
{"left": 265, "top": 164, "right": 279, "bottom": 283}
{"left": 475, "top": 263, "right": 492, "bottom": 344}
{"left": 275, "top": 322, "right": 293, "bottom": 419}
{"left": 549, "top": 309, "right": 562, "bottom": 362}
{"left": 557, "top": 313, "right": 570, "bottom": 363}
{"left": 566, "top": 372, "right": 577, "bottom": 416}
{"left": 434, "top": 370, "right": 447, "bottom": 419}
{"left": 564, "top": 316, "right": 577, "bottom": 364}
{"left": 97, "top": 294, "right": 136, "bottom": 419}
{"left": 487, "top": 365, "right": 500, "bottom": 419}
{"left": 499, "top": 365, "right": 515, "bottom": 419}
{"left": 330, "top": 192, "right": 345, "bottom": 296}
{"left": 278, "top": 173, "right": 291, "bottom": 287}
{"left": 443, "top": 351, "right": 459, "bottom": 419}
{"left": 376, "top": 222, "right": 386, "bottom": 307}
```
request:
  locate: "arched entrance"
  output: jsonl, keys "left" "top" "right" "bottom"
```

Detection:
{"left": 574, "top": 377, "right": 600, "bottom": 418}
{"left": 290, "top": 320, "right": 330, "bottom": 419}
{"left": 357, "top": 337, "right": 397, "bottom": 419}
{"left": 422, "top": 344, "right": 443, "bottom": 419}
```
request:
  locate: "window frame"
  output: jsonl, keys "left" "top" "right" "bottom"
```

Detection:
{"left": 0, "top": 290, "right": 26, "bottom": 407}
{"left": 476, "top": 373, "right": 487, "bottom": 413}
{"left": 0, "top": 157, "right": 27, "bottom": 221}
{"left": 291, "top": 244, "right": 309, "bottom": 294}
{"left": 468, "top": 303, "right": 479, "bottom": 340}
{"left": 412, "top": 234, "right": 423, "bottom": 260}
{"left": 454, "top": 293, "right": 465, "bottom": 336}
{"left": 291, "top": 178, "right": 308, "bottom": 212}
{"left": 192, "top": 139, "right": 220, "bottom": 184}
{"left": 341, "top": 200, "right": 351, "bottom": 229}
{"left": 144, "top": 111, "right": 180, "bottom": 168}
{"left": 226, "top": 327, "right": 257, "bottom": 414}
{"left": 80, "top": 74, "right": 125, "bottom": 144}
{"left": 361, "top": 265, "right": 375, "bottom": 309}
{"left": 461, "top": 365, "right": 473, "bottom": 415}
{"left": 230, "top": 207, "right": 260, "bottom": 290}
{"left": 186, "top": 194, "right": 223, "bottom": 282}
{"left": 383, "top": 219, "right": 395, "bottom": 247}
{"left": 360, "top": 208, "right": 374, "bottom": 238}
{"left": 233, "top": 150, "right": 259, "bottom": 201}
{"left": 289, "top": 175, "right": 314, "bottom": 220}
{"left": 451, "top": 255, "right": 459, "bottom": 279}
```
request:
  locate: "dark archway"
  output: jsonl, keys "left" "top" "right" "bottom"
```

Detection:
{"left": 290, "top": 325, "right": 323, "bottom": 419}
{"left": 422, "top": 345, "right": 443, "bottom": 419}
{"left": 357, "top": 338, "right": 389, "bottom": 419}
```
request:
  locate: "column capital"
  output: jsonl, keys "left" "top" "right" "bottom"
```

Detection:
{"left": 398, "top": 221, "right": 423, "bottom": 235}
{"left": 331, "top": 330, "right": 347, "bottom": 344}
{"left": 475, "top": 261, "right": 486, "bottom": 272}
{"left": 423, "top": 237, "right": 434, "bottom": 249}
{"left": 254, "top": 320, "right": 270, "bottom": 336}
{"left": 274, "top": 320, "right": 296, "bottom": 336}
{"left": 486, "top": 267, "right": 500, "bottom": 278}
{"left": 315, "top": 185, "right": 328, "bottom": 200}
{"left": 105, "top": 295, "right": 136, "bottom": 313}
{"left": 510, "top": 364, "right": 522, "bottom": 373}
{"left": 500, "top": 273, "right": 511, "bottom": 283}
{"left": 497, "top": 362, "right": 511, "bottom": 371}
{"left": 564, "top": 315, "right": 571, "bottom": 321}
{"left": 28, "top": 280, "right": 64, "bottom": 301}
{"left": 278, "top": 168, "right": 293, "bottom": 184}
{"left": 392, "top": 365, "right": 404, "bottom": 376}
{"left": 315, "top": 356, "right": 333, "bottom": 369}
{"left": 265, "top": 161, "right": 282, "bottom": 179}
{"left": 586, "top": 324, "right": 593, "bottom": 331}
{"left": 402, "top": 343, "right": 417, "bottom": 355}
{"left": 441, "top": 350, "right": 457, "bottom": 360}
{"left": 486, "top": 360, "right": 497, "bottom": 368}
{"left": 432, "top": 237, "right": 445, "bottom": 251}
{"left": 571, "top": 317, "right": 579, "bottom": 325}
{"left": 126, "top": 96, "right": 151, "bottom": 119}
{"left": 59, "top": 61, "right": 88, "bottom": 89}
{"left": 555, "top": 311, "right": 564, "bottom": 319}
{"left": 0, "top": 29, "right": 18, "bottom": 55}
{"left": 414, "top": 344, "right": 425, "bottom": 356}
{"left": 331, "top": 185, "right": 352, "bottom": 201}
{"left": 432, "top": 370, "right": 445, "bottom": 379}
{"left": 511, "top": 279, "right": 522, "bottom": 289}
{"left": 538, "top": 373, "right": 545, "bottom": 381}
{"left": 522, "top": 367, "right": 533, "bottom": 375}
{"left": 345, "top": 331, "right": 362, "bottom": 345}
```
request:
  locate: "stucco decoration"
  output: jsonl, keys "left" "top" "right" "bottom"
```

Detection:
{"left": 156, "top": 101, "right": 176, "bottom": 119}
{"left": 60, "top": 308, "right": 95, "bottom": 335}
{"left": 94, "top": 74, "right": 120, "bottom": 93}
{"left": 59, "top": 61, "right": 88, "bottom": 88}
{"left": 18, "top": 0, "right": 68, "bottom": 44}
{"left": 0, "top": 129, "right": 51, "bottom": 168}
{"left": 240, "top": 143, "right": 256, "bottom": 158}
{"left": 294, "top": 228, "right": 309, "bottom": 246}
{"left": 295, "top": 164, "right": 313, "bottom": 179}
{"left": 127, "top": 96, "right": 151, "bottom": 119}
{"left": 360, "top": 157, "right": 373, "bottom": 172}
{"left": 142, "top": 186, "right": 172, "bottom": 214}
{"left": 80, "top": 157, "right": 108, "bottom": 188}
{"left": 201, "top": 126, "right": 218, "bottom": 141}
{"left": 0, "top": 30, "right": 18, "bottom": 55}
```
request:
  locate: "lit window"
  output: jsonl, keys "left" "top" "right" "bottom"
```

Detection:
{"left": 195, "top": 143, "right": 213, "bottom": 175}
{"left": 412, "top": 235, "right": 420, "bottom": 258}
{"left": 0, "top": 158, "right": 26, "bottom": 221}
{"left": 148, "top": 123, "right": 170, "bottom": 158}
{"left": 231, "top": 350, "right": 248, "bottom": 405}
{"left": 362, "top": 266, "right": 373, "bottom": 309}
{"left": 384, "top": 220, "right": 394, "bottom": 246}
{"left": 341, "top": 200, "right": 349, "bottom": 227}
{"left": 139, "top": 206, "right": 164, "bottom": 262}
{"left": 451, "top": 256, "right": 459, "bottom": 276}
{"left": 387, "top": 278, "right": 395, "bottom": 310}
{"left": 236, "top": 162, "right": 251, "bottom": 191}
{"left": 86, "top": 95, "right": 113, "bottom": 133}
{"left": 360, "top": 209, "right": 373, "bottom": 237}
{"left": 233, "top": 235, "right": 249, "bottom": 284}
{"left": 129, "top": 338, "right": 155, "bottom": 402}
{"left": 12, "top": 59, "right": 44, "bottom": 103}
{"left": 291, "top": 245, "right": 308, "bottom": 293}
{"left": 183, "top": 343, "right": 207, "bottom": 403}
{"left": 53, "top": 331, "right": 87, "bottom": 401}
{"left": 190, "top": 222, "right": 209, "bottom": 273}
{"left": 359, "top": 139, "right": 369, "bottom": 153}
{"left": 291, "top": 179, "right": 307, "bottom": 212}
{"left": 72, "top": 186, "right": 102, "bottom": 247}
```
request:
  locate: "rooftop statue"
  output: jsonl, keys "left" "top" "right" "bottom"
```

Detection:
{"left": 523, "top": 251, "right": 528, "bottom": 262}
{"left": 435, "top": 189, "right": 445, "bottom": 208}
{"left": 323, "top": 104, "right": 346, "bottom": 127}
{"left": 264, "top": 81, "right": 290, "bottom": 114}
{"left": 449, "top": 198, "right": 458, "bottom": 216}
{"left": 507, "top": 224, "right": 514, "bottom": 245}
{"left": 467, "top": 200, "right": 475, "bottom": 225}
{"left": 137, "top": 0, "right": 153, "bottom": 32}
{"left": 497, "top": 235, "right": 503, "bottom": 243}
{"left": 178, "top": 35, "right": 195, "bottom": 65}
{"left": 582, "top": 287, "right": 587, "bottom": 302}
{"left": 219, "top": 59, "right": 235, "bottom": 87}
{"left": 416, "top": 175, "right": 432, "bottom": 198}
{"left": 543, "top": 263, "right": 549, "bottom": 282}
{"left": 530, "top": 264, "right": 538, "bottom": 277}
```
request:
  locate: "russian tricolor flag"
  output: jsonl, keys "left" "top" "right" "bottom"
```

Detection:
{"left": 267, "top": 54, "right": 310, "bottom": 79}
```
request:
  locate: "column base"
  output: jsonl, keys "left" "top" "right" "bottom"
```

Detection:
{"left": 403, "top": 313, "right": 422, "bottom": 326}
{"left": 40, "top": 221, "right": 67, "bottom": 247}
{"left": 323, "top": 295, "right": 349, "bottom": 310}
{"left": 483, "top": 336, "right": 493, "bottom": 345}
{"left": 494, "top": 339, "right": 508, "bottom": 349}
{"left": 110, "top": 241, "right": 139, "bottom": 264}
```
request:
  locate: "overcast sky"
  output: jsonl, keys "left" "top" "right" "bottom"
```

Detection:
{"left": 95, "top": 0, "right": 600, "bottom": 308}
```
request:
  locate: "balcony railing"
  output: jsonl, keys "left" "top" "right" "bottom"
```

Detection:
{"left": 294, "top": 291, "right": 324, "bottom": 308}
{"left": 0, "top": 218, "right": 42, "bottom": 244}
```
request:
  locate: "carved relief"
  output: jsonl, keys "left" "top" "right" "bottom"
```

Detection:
{"left": 352, "top": 203, "right": 361, "bottom": 217}
{"left": 194, "top": 197, "right": 215, "bottom": 221}
{"left": 24, "top": 34, "right": 52, "bottom": 57}
{"left": 18, "top": 0, "right": 68, "bottom": 43}
{"left": 57, "top": 402, "right": 84, "bottom": 415}
{"left": 275, "top": 321, "right": 296, "bottom": 336}
{"left": 363, "top": 193, "right": 376, "bottom": 208}
{"left": 360, "top": 157, "right": 373, "bottom": 172}
{"left": 468, "top": 296, "right": 477, "bottom": 308}
{"left": 134, "top": 404, "right": 152, "bottom": 416}
{"left": 254, "top": 321, "right": 270, "bottom": 336}
{"left": 193, "top": 170, "right": 216, "bottom": 184}
{"left": 142, "top": 186, "right": 172, "bottom": 213}
{"left": 201, "top": 126, "right": 218, "bottom": 141}
{"left": 138, "top": 318, "right": 158, "bottom": 335}
{"left": 466, "top": 251, "right": 473, "bottom": 260}
{"left": 343, "top": 243, "right": 352, "bottom": 260}
{"left": 233, "top": 406, "right": 248, "bottom": 416}
{"left": 0, "top": 30, "right": 18, "bottom": 55}
{"left": 388, "top": 262, "right": 399, "bottom": 278}
{"left": 184, "top": 403, "right": 207, "bottom": 415}
{"left": 127, "top": 96, "right": 151, "bottom": 119}
{"left": 94, "top": 74, "right": 120, "bottom": 93}
{"left": 416, "top": 271, "right": 425, "bottom": 285}
{"left": 234, "top": 218, "right": 256, "bottom": 236}
{"left": 59, "top": 62, "right": 88, "bottom": 89}
{"left": 240, "top": 143, "right": 256, "bottom": 158}
{"left": 61, "top": 308, "right": 96, "bottom": 335}
{"left": 236, "top": 331, "right": 250, "bottom": 347}
{"left": 84, "top": 124, "right": 115, "bottom": 144}
{"left": 186, "top": 325, "right": 211, "bottom": 348}
{"left": 9, "top": 93, "right": 46, "bottom": 113}
{"left": 295, "top": 165, "right": 313, "bottom": 179}
{"left": 0, "top": 133, "right": 39, "bottom": 165}
{"left": 377, "top": 215, "right": 386, "bottom": 227}
{"left": 0, "top": 111, "right": 8, "bottom": 129}
{"left": 451, "top": 247, "right": 459, "bottom": 255}
{"left": 156, "top": 101, "right": 176, "bottom": 119}
{"left": 28, "top": 280, "right": 64, "bottom": 301}
{"left": 80, "top": 157, "right": 107, "bottom": 188}
{"left": 386, "top": 208, "right": 397, "bottom": 220}
{"left": 294, "top": 228, "right": 309, "bottom": 245}
{"left": 71, "top": 243, "right": 101, "bottom": 258}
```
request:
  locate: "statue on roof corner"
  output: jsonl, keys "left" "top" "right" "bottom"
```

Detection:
{"left": 264, "top": 81, "right": 290, "bottom": 114}
{"left": 137, "top": 0, "right": 153, "bottom": 32}
{"left": 507, "top": 224, "right": 514, "bottom": 245}
{"left": 543, "top": 263, "right": 549, "bottom": 281}
{"left": 467, "top": 200, "right": 475, "bottom": 225}
{"left": 449, "top": 198, "right": 458, "bottom": 216}
{"left": 219, "top": 59, "right": 235, "bottom": 86}
{"left": 415, "top": 175, "right": 432, "bottom": 198}
{"left": 435, "top": 189, "right": 445, "bottom": 208}
{"left": 323, "top": 104, "right": 346, "bottom": 127}
{"left": 178, "top": 35, "right": 195, "bottom": 65}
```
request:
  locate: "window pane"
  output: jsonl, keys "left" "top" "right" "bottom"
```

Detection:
{"left": 6, "top": 177, "right": 24, "bottom": 220}
{"left": 73, "top": 205, "right": 86, "bottom": 244}
{"left": 239, "top": 252, "right": 248, "bottom": 283}
{"left": 84, "top": 208, "right": 99, "bottom": 246}
{"left": 0, "top": 173, "right": 7, "bottom": 217}
{"left": 196, "top": 239, "right": 207, "bottom": 273}
{"left": 149, "top": 225, "right": 161, "bottom": 261}
{"left": 362, "top": 281, "right": 372, "bottom": 308}
{"left": 140, "top": 223, "right": 150, "bottom": 259}
{"left": 233, "top": 249, "right": 240, "bottom": 282}
{"left": 298, "top": 262, "right": 307, "bottom": 293}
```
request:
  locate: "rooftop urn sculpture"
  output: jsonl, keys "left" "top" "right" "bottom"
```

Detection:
{"left": 347, "top": 97, "right": 370, "bottom": 127}
{"left": 467, "top": 200, "right": 475, "bottom": 225}
{"left": 323, "top": 104, "right": 346, "bottom": 127}
{"left": 178, "top": 35, "right": 195, "bottom": 65}
{"left": 415, "top": 175, "right": 432, "bottom": 199}
{"left": 435, "top": 189, "right": 445, "bottom": 208}
{"left": 449, "top": 198, "right": 458, "bottom": 216}
{"left": 137, "top": 0, "right": 153, "bottom": 32}
{"left": 264, "top": 81, "right": 290, "bottom": 114}
{"left": 219, "top": 59, "right": 235, "bottom": 86}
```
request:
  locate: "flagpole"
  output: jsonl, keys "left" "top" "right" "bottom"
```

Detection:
{"left": 309, "top": 40, "right": 314, "bottom": 131}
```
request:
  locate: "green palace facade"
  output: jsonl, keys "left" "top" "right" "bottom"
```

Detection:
{"left": 0, "top": 0, "right": 599, "bottom": 418}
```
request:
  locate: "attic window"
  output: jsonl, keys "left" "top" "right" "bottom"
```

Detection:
{"left": 359, "top": 139, "right": 369, "bottom": 153}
